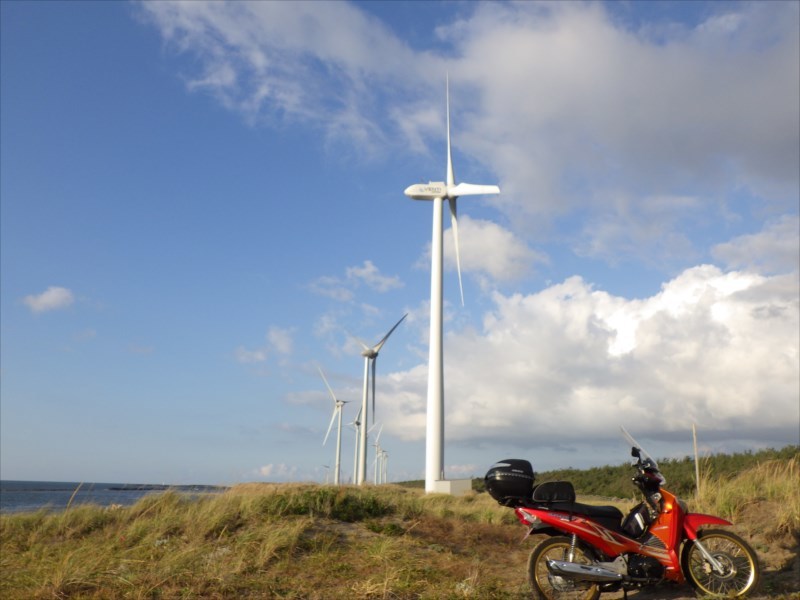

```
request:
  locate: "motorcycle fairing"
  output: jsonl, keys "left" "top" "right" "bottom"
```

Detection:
{"left": 516, "top": 487, "right": 698, "bottom": 583}
{"left": 682, "top": 512, "right": 732, "bottom": 539}
{"left": 516, "top": 506, "right": 674, "bottom": 565}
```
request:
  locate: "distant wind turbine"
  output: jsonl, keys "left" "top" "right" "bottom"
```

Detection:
{"left": 349, "top": 406, "right": 362, "bottom": 484}
{"left": 318, "top": 365, "right": 349, "bottom": 486}
{"left": 372, "top": 424, "right": 384, "bottom": 484}
{"left": 404, "top": 78, "right": 500, "bottom": 493}
{"left": 322, "top": 465, "right": 330, "bottom": 485}
{"left": 381, "top": 449, "right": 388, "bottom": 484}
{"left": 351, "top": 314, "right": 407, "bottom": 485}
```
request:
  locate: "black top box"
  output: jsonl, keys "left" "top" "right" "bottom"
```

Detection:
{"left": 485, "top": 459, "right": 535, "bottom": 503}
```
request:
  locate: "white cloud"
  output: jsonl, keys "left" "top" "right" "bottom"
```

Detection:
{"left": 309, "top": 260, "right": 403, "bottom": 303}
{"left": 257, "top": 463, "right": 297, "bottom": 479}
{"left": 141, "top": 2, "right": 799, "bottom": 458}
{"left": 267, "top": 326, "right": 294, "bottom": 355}
{"left": 346, "top": 260, "right": 403, "bottom": 293}
{"left": 141, "top": 1, "right": 798, "bottom": 270}
{"left": 22, "top": 286, "right": 75, "bottom": 313}
{"left": 573, "top": 194, "right": 701, "bottom": 265}
{"left": 442, "top": 216, "right": 547, "bottom": 283}
{"left": 453, "top": 1, "right": 799, "bottom": 206}
{"left": 139, "top": 0, "right": 422, "bottom": 154}
{"left": 308, "top": 275, "right": 355, "bottom": 302}
{"left": 712, "top": 215, "right": 800, "bottom": 274}
{"left": 235, "top": 325, "right": 294, "bottom": 364}
{"left": 235, "top": 346, "right": 267, "bottom": 364}
{"left": 376, "top": 262, "right": 799, "bottom": 448}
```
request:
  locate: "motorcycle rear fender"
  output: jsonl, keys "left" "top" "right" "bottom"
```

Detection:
{"left": 683, "top": 512, "right": 732, "bottom": 539}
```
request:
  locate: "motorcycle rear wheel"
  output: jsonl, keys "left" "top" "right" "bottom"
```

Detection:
{"left": 681, "top": 529, "right": 760, "bottom": 597}
{"left": 528, "top": 536, "right": 600, "bottom": 600}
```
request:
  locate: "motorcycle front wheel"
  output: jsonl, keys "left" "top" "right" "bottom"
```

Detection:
{"left": 680, "top": 529, "right": 760, "bottom": 597}
{"left": 528, "top": 536, "right": 600, "bottom": 600}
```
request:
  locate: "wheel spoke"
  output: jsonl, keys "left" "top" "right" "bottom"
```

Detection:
{"left": 684, "top": 531, "right": 758, "bottom": 597}
{"left": 529, "top": 537, "right": 599, "bottom": 600}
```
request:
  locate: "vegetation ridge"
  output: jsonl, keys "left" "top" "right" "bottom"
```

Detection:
{"left": 1, "top": 452, "right": 797, "bottom": 598}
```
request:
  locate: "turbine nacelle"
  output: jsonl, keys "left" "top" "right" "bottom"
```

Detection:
{"left": 404, "top": 182, "right": 500, "bottom": 201}
{"left": 404, "top": 182, "right": 447, "bottom": 200}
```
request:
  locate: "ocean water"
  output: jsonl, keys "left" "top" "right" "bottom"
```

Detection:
{"left": 0, "top": 480, "right": 225, "bottom": 514}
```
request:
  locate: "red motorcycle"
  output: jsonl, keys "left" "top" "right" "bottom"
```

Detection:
{"left": 485, "top": 428, "right": 760, "bottom": 599}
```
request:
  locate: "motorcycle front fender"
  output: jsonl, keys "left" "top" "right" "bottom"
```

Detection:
{"left": 683, "top": 512, "right": 732, "bottom": 539}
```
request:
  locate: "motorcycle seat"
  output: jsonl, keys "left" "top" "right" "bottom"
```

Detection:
{"left": 547, "top": 502, "right": 625, "bottom": 532}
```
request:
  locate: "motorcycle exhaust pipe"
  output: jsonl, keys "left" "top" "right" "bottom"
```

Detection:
{"left": 546, "top": 559, "right": 624, "bottom": 583}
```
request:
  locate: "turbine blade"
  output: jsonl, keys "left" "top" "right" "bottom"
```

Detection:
{"left": 373, "top": 313, "right": 407, "bottom": 353}
{"left": 446, "top": 75, "right": 455, "bottom": 187}
{"left": 345, "top": 328, "right": 371, "bottom": 352}
{"left": 316, "top": 364, "right": 337, "bottom": 403}
{"left": 449, "top": 183, "right": 500, "bottom": 197}
{"left": 449, "top": 197, "right": 464, "bottom": 306}
{"left": 323, "top": 407, "right": 338, "bottom": 446}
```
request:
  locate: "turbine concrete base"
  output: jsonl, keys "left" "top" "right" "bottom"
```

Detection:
{"left": 428, "top": 478, "right": 472, "bottom": 496}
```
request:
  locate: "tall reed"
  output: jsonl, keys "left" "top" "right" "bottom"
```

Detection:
{"left": 693, "top": 457, "right": 799, "bottom": 536}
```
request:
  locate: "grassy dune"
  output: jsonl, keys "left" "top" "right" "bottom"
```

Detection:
{"left": 1, "top": 460, "right": 797, "bottom": 599}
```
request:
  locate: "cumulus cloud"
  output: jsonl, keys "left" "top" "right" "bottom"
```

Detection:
{"left": 22, "top": 286, "right": 75, "bottom": 313}
{"left": 451, "top": 1, "right": 799, "bottom": 212}
{"left": 441, "top": 216, "right": 547, "bottom": 283}
{"left": 140, "top": 1, "right": 798, "bottom": 269}
{"left": 141, "top": 1, "right": 799, "bottom": 462}
{"left": 376, "top": 262, "right": 798, "bottom": 449}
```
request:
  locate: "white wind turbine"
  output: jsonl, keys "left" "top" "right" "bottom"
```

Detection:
{"left": 381, "top": 449, "right": 388, "bottom": 484}
{"left": 404, "top": 78, "right": 500, "bottom": 493}
{"left": 349, "top": 407, "right": 362, "bottom": 484}
{"left": 352, "top": 314, "right": 407, "bottom": 485}
{"left": 372, "top": 424, "right": 384, "bottom": 484}
{"left": 318, "top": 365, "right": 349, "bottom": 486}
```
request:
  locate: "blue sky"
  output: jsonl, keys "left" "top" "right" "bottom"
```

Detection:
{"left": 2, "top": 1, "right": 798, "bottom": 486}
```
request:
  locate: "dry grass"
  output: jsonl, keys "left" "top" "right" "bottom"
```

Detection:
{"left": 692, "top": 457, "right": 800, "bottom": 538}
{"left": 1, "top": 467, "right": 797, "bottom": 599}
{"left": 0, "top": 485, "right": 526, "bottom": 599}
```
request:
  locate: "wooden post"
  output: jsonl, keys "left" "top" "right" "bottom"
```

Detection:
{"left": 693, "top": 423, "right": 701, "bottom": 499}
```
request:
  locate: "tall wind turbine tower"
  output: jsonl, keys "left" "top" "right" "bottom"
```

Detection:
{"left": 352, "top": 314, "right": 407, "bottom": 484}
{"left": 404, "top": 79, "right": 500, "bottom": 493}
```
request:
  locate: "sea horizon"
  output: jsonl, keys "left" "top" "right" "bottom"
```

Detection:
{"left": 0, "top": 479, "right": 227, "bottom": 514}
